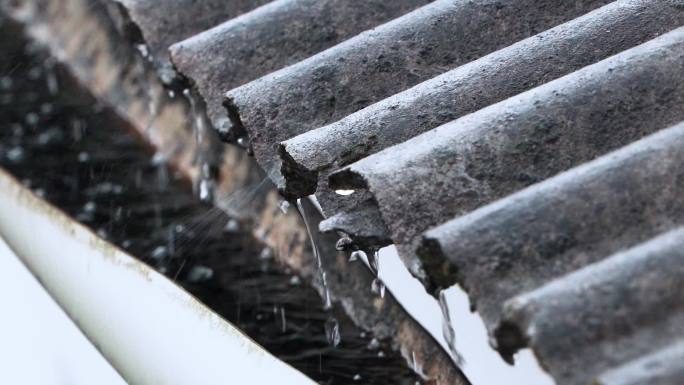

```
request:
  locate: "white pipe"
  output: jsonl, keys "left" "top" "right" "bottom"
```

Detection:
{"left": 0, "top": 168, "right": 314, "bottom": 385}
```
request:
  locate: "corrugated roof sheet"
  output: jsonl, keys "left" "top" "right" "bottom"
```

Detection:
{"left": 78, "top": 0, "right": 684, "bottom": 384}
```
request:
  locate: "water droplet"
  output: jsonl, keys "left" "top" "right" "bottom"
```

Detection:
{"left": 237, "top": 136, "right": 250, "bottom": 149}
{"left": 46, "top": 72, "right": 58, "bottom": 95}
{"left": 39, "top": 103, "right": 53, "bottom": 115}
{"left": 371, "top": 278, "right": 385, "bottom": 298}
{"left": 151, "top": 246, "right": 168, "bottom": 260}
{"left": 83, "top": 201, "right": 96, "bottom": 213}
{"left": 259, "top": 247, "right": 273, "bottom": 261}
{"left": 377, "top": 350, "right": 385, "bottom": 357}
{"left": 122, "top": 240, "right": 132, "bottom": 249}
{"left": 324, "top": 317, "right": 341, "bottom": 347}
{"left": 97, "top": 228, "right": 108, "bottom": 239}
{"left": 25, "top": 112, "right": 39, "bottom": 125}
{"left": 289, "top": 275, "right": 301, "bottom": 286}
{"left": 77, "top": 151, "right": 90, "bottom": 163}
{"left": 368, "top": 249, "right": 380, "bottom": 276}
{"left": 33, "top": 188, "right": 45, "bottom": 198}
{"left": 71, "top": 119, "right": 84, "bottom": 142}
{"left": 279, "top": 200, "right": 290, "bottom": 214}
{"left": 353, "top": 374, "right": 361, "bottom": 381}
{"left": 367, "top": 338, "right": 380, "bottom": 351}
{"left": 175, "top": 224, "right": 185, "bottom": 233}
{"left": 335, "top": 189, "right": 355, "bottom": 196}
{"left": 224, "top": 219, "right": 239, "bottom": 233}
{"left": 6, "top": 147, "right": 24, "bottom": 163}
{"left": 185, "top": 265, "right": 214, "bottom": 283}
{"left": 167, "top": 90, "right": 175, "bottom": 98}
{"left": 136, "top": 44, "right": 149, "bottom": 58}
{"left": 336, "top": 235, "right": 353, "bottom": 251}
{"left": 0, "top": 76, "right": 13, "bottom": 90}
{"left": 199, "top": 178, "right": 212, "bottom": 201}
{"left": 280, "top": 307, "right": 287, "bottom": 333}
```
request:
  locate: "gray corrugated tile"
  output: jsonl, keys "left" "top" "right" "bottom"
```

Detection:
{"left": 224, "top": 0, "right": 612, "bottom": 187}
{"left": 115, "top": 0, "right": 267, "bottom": 76}
{"left": 279, "top": 0, "right": 684, "bottom": 202}
{"left": 420, "top": 120, "right": 684, "bottom": 382}
{"left": 330, "top": 28, "right": 684, "bottom": 287}
{"left": 498, "top": 227, "right": 684, "bottom": 385}
{"left": 596, "top": 340, "right": 684, "bottom": 385}
{"left": 170, "top": 0, "right": 430, "bottom": 133}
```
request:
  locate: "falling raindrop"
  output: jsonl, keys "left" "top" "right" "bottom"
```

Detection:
{"left": 185, "top": 265, "right": 214, "bottom": 283}
{"left": 224, "top": 218, "right": 239, "bottom": 233}
{"left": 367, "top": 338, "right": 380, "bottom": 351}
{"left": 46, "top": 71, "right": 58, "bottom": 95}
{"left": 199, "top": 178, "right": 212, "bottom": 202}
{"left": 289, "top": 275, "right": 301, "bottom": 286}
{"left": 77, "top": 151, "right": 90, "bottom": 163}
{"left": 236, "top": 136, "right": 250, "bottom": 149}
{"left": 353, "top": 374, "right": 362, "bottom": 381}
{"left": 279, "top": 200, "right": 290, "bottom": 214}
{"left": 349, "top": 250, "right": 365, "bottom": 263}
{"left": 280, "top": 307, "right": 287, "bottom": 333}
{"left": 324, "top": 317, "right": 341, "bottom": 347}
{"left": 6, "top": 146, "right": 24, "bottom": 163}
{"left": 25, "top": 112, "right": 39, "bottom": 126}
{"left": 259, "top": 247, "right": 273, "bottom": 261}
{"left": 83, "top": 201, "right": 96, "bottom": 213}
{"left": 0, "top": 76, "right": 13, "bottom": 90}
{"left": 151, "top": 246, "right": 168, "bottom": 261}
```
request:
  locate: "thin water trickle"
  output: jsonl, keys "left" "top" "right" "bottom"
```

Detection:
{"left": 324, "top": 317, "right": 341, "bottom": 347}
{"left": 280, "top": 307, "right": 286, "bottom": 333}
{"left": 0, "top": 38, "right": 425, "bottom": 384}
{"left": 439, "top": 290, "right": 464, "bottom": 367}
{"left": 296, "top": 198, "right": 333, "bottom": 310}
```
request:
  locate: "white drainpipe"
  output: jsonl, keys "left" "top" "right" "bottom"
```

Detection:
{"left": 0, "top": 168, "right": 314, "bottom": 385}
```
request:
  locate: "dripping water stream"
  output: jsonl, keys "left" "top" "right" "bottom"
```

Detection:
{"left": 0, "top": 29, "right": 424, "bottom": 385}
